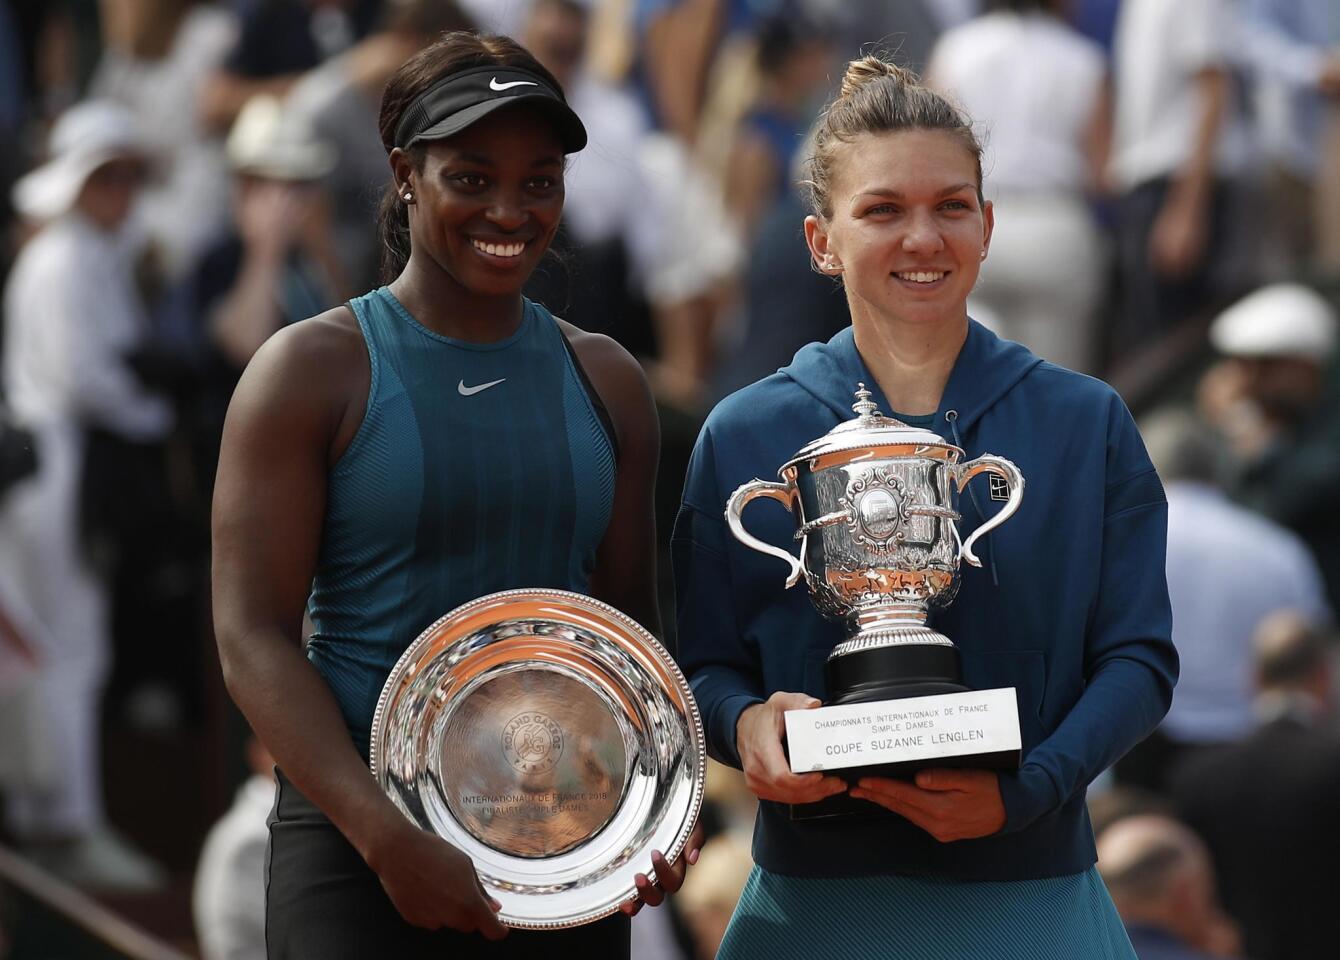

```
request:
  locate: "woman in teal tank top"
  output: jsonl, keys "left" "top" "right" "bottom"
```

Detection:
{"left": 211, "top": 32, "right": 698, "bottom": 959}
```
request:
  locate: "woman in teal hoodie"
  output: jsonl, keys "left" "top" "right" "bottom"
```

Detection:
{"left": 673, "top": 54, "right": 1177, "bottom": 958}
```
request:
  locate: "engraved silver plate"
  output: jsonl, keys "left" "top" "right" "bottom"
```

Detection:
{"left": 368, "top": 589, "right": 705, "bottom": 930}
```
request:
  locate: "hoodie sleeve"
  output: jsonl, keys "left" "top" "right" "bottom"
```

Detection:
{"left": 672, "top": 423, "right": 766, "bottom": 769}
{"left": 997, "top": 397, "right": 1178, "bottom": 832}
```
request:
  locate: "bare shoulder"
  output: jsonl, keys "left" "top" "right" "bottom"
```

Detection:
{"left": 246, "top": 305, "right": 363, "bottom": 391}
{"left": 555, "top": 319, "right": 649, "bottom": 398}
{"left": 226, "top": 305, "right": 369, "bottom": 457}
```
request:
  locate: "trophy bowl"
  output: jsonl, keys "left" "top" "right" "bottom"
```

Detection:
{"left": 368, "top": 589, "right": 705, "bottom": 929}
{"left": 726, "top": 385, "right": 1024, "bottom": 705}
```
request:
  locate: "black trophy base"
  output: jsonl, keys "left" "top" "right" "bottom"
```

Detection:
{"left": 789, "top": 643, "right": 1019, "bottom": 821}
{"left": 826, "top": 642, "right": 967, "bottom": 706}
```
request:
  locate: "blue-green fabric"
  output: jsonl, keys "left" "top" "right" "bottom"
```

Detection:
{"left": 306, "top": 288, "right": 616, "bottom": 756}
{"left": 719, "top": 865, "right": 1136, "bottom": 959}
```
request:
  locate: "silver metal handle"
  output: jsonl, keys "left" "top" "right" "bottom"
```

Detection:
{"left": 954, "top": 454, "right": 1024, "bottom": 567}
{"left": 724, "top": 479, "right": 804, "bottom": 588}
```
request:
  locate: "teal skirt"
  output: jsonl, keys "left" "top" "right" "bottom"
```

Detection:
{"left": 718, "top": 866, "right": 1135, "bottom": 959}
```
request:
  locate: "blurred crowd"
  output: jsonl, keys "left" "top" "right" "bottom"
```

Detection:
{"left": 0, "top": 0, "right": 1338, "bottom": 958}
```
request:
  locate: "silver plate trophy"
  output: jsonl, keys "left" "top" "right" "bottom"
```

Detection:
{"left": 726, "top": 386, "right": 1025, "bottom": 790}
{"left": 369, "top": 589, "right": 705, "bottom": 929}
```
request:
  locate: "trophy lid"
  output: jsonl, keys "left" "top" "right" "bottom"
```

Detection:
{"left": 783, "top": 384, "right": 961, "bottom": 470}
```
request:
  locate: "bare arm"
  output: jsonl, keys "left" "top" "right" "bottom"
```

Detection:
{"left": 211, "top": 311, "right": 504, "bottom": 936}
{"left": 1148, "top": 67, "right": 1228, "bottom": 277}
{"left": 642, "top": 0, "right": 724, "bottom": 143}
{"left": 199, "top": 70, "right": 300, "bottom": 133}
{"left": 1084, "top": 74, "right": 1115, "bottom": 197}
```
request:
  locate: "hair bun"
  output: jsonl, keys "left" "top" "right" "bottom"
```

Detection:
{"left": 838, "top": 55, "right": 915, "bottom": 101}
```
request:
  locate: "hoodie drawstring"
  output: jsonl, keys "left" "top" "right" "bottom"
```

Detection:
{"left": 945, "top": 409, "right": 1000, "bottom": 587}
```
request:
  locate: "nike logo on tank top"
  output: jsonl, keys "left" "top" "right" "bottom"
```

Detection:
{"left": 305, "top": 289, "right": 616, "bottom": 756}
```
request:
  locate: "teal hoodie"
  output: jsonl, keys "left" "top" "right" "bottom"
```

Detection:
{"left": 672, "top": 321, "right": 1176, "bottom": 880}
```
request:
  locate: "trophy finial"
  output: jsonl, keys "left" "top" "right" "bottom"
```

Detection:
{"left": 852, "top": 383, "right": 878, "bottom": 419}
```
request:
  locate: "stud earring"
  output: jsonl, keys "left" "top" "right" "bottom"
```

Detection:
{"left": 980, "top": 249, "right": 987, "bottom": 260}
{"left": 403, "top": 192, "right": 413, "bottom": 202}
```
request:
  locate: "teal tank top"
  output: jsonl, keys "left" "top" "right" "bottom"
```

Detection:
{"left": 306, "top": 288, "right": 617, "bottom": 756}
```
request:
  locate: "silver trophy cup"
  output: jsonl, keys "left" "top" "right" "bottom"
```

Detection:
{"left": 726, "top": 385, "right": 1024, "bottom": 706}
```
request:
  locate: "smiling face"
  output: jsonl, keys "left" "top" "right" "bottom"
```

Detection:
{"left": 805, "top": 128, "right": 992, "bottom": 331}
{"left": 394, "top": 105, "right": 566, "bottom": 299}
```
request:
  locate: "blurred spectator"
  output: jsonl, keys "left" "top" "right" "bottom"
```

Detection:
{"left": 1086, "top": 785, "right": 1174, "bottom": 841}
{"left": 674, "top": 832, "right": 754, "bottom": 960}
{"left": 1197, "top": 283, "right": 1340, "bottom": 612}
{"left": 456, "top": 0, "right": 530, "bottom": 37}
{"left": 929, "top": 0, "right": 1110, "bottom": 373}
{"left": 0, "top": 1, "right": 25, "bottom": 265}
{"left": 199, "top": 0, "right": 383, "bottom": 133}
{"left": 0, "top": 99, "right": 171, "bottom": 889}
{"left": 90, "top": 0, "right": 237, "bottom": 284}
{"left": 818, "top": 0, "right": 948, "bottom": 77}
{"left": 184, "top": 94, "right": 341, "bottom": 494}
{"left": 0, "top": 578, "right": 51, "bottom": 810}
{"left": 284, "top": 0, "right": 473, "bottom": 291}
{"left": 1170, "top": 613, "right": 1340, "bottom": 960}
{"left": 720, "top": 12, "right": 834, "bottom": 241}
{"left": 1109, "top": 0, "right": 1250, "bottom": 363}
{"left": 193, "top": 738, "right": 275, "bottom": 960}
{"left": 1238, "top": 0, "right": 1340, "bottom": 276}
{"left": 1113, "top": 407, "right": 1330, "bottom": 791}
{"left": 710, "top": 134, "right": 849, "bottom": 401}
{"left": 522, "top": 0, "right": 664, "bottom": 353}
{"left": 1067, "top": 0, "right": 1120, "bottom": 53}
{"left": 1098, "top": 814, "right": 1244, "bottom": 960}
{"left": 200, "top": 94, "right": 342, "bottom": 372}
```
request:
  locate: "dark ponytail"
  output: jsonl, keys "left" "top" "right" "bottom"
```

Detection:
{"left": 376, "top": 31, "right": 569, "bottom": 283}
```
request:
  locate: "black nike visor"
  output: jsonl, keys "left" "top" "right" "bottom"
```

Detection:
{"left": 393, "top": 64, "right": 588, "bottom": 154}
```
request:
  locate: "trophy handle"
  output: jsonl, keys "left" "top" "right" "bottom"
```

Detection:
{"left": 725, "top": 480, "right": 805, "bottom": 588}
{"left": 954, "top": 455, "right": 1025, "bottom": 568}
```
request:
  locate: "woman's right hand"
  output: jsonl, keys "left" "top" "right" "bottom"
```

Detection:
{"left": 736, "top": 692, "right": 848, "bottom": 804}
{"left": 366, "top": 819, "right": 508, "bottom": 939}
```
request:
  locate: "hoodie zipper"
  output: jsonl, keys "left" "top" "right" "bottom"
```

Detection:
{"left": 945, "top": 409, "right": 1000, "bottom": 587}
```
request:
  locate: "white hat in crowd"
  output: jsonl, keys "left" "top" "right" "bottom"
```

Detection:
{"left": 1210, "top": 283, "right": 1338, "bottom": 361}
{"left": 225, "top": 95, "right": 336, "bottom": 182}
{"left": 12, "top": 100, "right": 149, "bottom": 219}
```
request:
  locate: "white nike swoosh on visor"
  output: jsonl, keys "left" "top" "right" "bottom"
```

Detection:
{"left": 490, "top": 78, "right": 539, "bottom": 91}
{"left": 458, "top": 378, "right": 506, "bottom": 396}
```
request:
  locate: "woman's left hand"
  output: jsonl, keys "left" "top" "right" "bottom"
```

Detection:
{"left": 620, "top": 820, "right": 705, "bottom": 916}
{"left": 849, "top": 769, "right": 1006, "bottom": 843}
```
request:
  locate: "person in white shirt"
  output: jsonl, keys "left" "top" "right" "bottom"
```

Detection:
{"left": 0, "top": 100, "right": 172, "bottom": 889}
{"left": 1108, "top": 0, "right": 1249, "bottom": 362}
{"left": 193, "top": 739, "right": 276, "bottom": 960}
{"left": 928, "top": 0, "right": 1109, "bottom": 373}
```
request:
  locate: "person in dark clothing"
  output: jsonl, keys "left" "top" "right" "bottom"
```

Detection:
{"left": 1170, "top": 613, "right": 1340, "bottom": 960}
{"left": 1098, "top": 814, "right": 1242, "bottom": 960}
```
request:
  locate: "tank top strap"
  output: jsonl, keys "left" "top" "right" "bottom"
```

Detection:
{"left": 526, "top": 299, "right": 620, "bottom": 463}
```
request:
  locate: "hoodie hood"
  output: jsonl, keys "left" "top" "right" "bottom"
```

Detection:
{"left": 778, "top": 319, "right": 1044, "bottom": 435}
